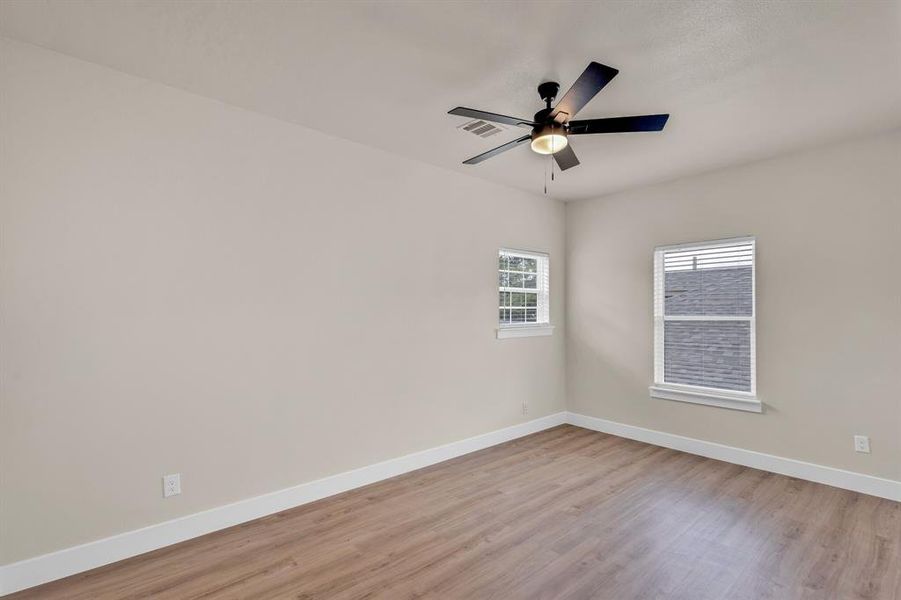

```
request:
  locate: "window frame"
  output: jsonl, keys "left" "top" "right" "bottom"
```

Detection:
{"left": 649, "top": 236, "right": 761, "bottom": 413}
{"left": 497, "top": 248, "right": 554, "bottom": 339}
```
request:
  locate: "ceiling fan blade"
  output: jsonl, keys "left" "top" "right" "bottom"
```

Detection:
{"left": 568, "top": 114, "right": 669, "bottom": 135}
{"left": 553, "top": 144, "right": 580, "bottom": 171}
{"left": 462, "top": 135, "right": 531, "bottom": 165}
{"left": 551, "top": 62, "right": 619, "bottom": 122}
{"left": 448, "top": 107, "right": 536, "bottom": 129}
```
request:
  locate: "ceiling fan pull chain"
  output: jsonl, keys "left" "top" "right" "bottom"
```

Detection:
{"left": 544, "top": 157, "right": 548, "bottom": 195}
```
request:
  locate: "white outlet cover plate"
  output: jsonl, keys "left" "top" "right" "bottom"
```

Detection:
{"left": 853, "top": 436, "right": 871, "bottom": 453}
{"left": 163, "top": 473, "right": 181, "bottom": 497}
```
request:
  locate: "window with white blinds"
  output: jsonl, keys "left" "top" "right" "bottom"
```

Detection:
{"left": 651, "top": 237, "right": 760, "bottom": 412}
{"left": 498, "top": 249, "right": 550, "bottom": 332}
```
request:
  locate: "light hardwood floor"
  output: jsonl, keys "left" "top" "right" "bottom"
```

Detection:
{"left": 11, "top": 425, "right": 901, "bottom": 599}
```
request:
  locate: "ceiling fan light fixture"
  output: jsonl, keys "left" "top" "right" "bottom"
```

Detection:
{"left": 530, "top": 124, "right": 568, "bottom": 155}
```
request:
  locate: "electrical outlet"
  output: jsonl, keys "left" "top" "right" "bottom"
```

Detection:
{"left": 853, "top": 435, "right": 870, "bottom": 454}
{"left": 163, "top": 473, "right": 181, "bottom": 497}
{"left": 522, "top": 399, "right": 529, "bottom": 416}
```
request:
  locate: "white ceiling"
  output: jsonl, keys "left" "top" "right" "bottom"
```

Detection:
{"left": 2, "top": 1, "right": 900, "bottom": 201}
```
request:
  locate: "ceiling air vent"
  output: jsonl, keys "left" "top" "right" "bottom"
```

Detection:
{"left": 458, "top": 119, "right": 506, "bottom": 138}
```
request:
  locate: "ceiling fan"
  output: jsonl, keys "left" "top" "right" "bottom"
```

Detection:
{"left": 448, "top": 61, "right": 669, "bottom": 171}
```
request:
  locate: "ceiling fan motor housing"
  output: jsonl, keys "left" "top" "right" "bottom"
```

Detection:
{"left": 533, "top": 107, "right": 554, "bottom": 123}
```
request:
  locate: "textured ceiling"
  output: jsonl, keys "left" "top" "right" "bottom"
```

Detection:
{"left": 2, "top": 1, "right": 900, "bottom": 201}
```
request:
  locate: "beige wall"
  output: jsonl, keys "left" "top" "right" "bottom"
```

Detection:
{"left": 3, "top": 34, "right": 899, "bottom": 570}
{"left": 566, "top": 130, "right": 901, "bottom": 482}
{"left": 0, "top": 39, "right": 566, "bottom": 564}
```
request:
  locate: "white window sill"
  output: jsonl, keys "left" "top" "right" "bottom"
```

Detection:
{"left": 649, "top": 384, "right": 762, "bottom": 413}
{"left": 496, "top": 324, "right": 555, "bottom": 339}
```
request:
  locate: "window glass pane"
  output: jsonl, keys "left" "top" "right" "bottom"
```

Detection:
{"left": 522, "top": 258, "right": 538, "bottom": 273}
{"left": 664, "top": 320, "right": 751, "bottom": 392}
{"left": 499, "top": 250, "right": 549, "bottom": 327}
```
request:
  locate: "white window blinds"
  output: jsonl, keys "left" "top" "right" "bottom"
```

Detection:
{"left": 653, "top": 238, "right": 756, "bottom": 398}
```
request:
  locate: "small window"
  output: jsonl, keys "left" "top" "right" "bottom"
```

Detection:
{"left": 650, "top": 237, "right": 760, "bottom": 412}
{"left": 497, "top": 249, "right": 552, "bottom": 338}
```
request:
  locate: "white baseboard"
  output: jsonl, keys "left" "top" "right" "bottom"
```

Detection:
{"left": 5, "top": 410, "right": 898, "bottom": 596}
{"left": 0, "top": 412, "right": 566, "bottom": 596}
{"left": 566, "top": 411, "right": 901, "bottom": 502}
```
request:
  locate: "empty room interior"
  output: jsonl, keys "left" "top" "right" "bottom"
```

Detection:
{"left": 1, "top": 1, "right": 901, "bottom": 598}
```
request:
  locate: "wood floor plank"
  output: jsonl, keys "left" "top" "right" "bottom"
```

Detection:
{"left": 10, "top": 425, "right": 901, "bottom": 600}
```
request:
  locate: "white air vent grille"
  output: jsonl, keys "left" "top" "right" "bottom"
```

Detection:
{"left": 458, "top": 119, "right": 506, "bottom": 138}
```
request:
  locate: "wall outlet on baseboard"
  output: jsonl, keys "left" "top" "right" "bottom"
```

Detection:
{"left": 853, "top": 435, "right": 870, "bottom": 454}
{"left": 522, "top": 400, "right": 529, "bottom": 416}
{"left": 163, "top": 473, "right": 181, "bottom": 497}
